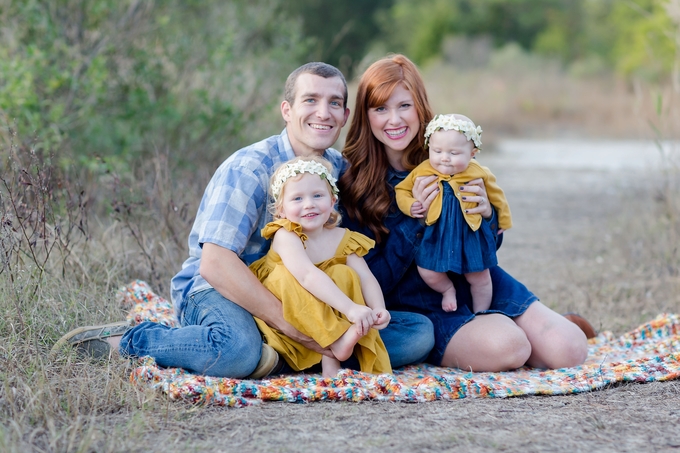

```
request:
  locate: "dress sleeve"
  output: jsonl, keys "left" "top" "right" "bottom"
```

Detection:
{"left": 482, "top": 168, "right": 513, "bottom": 230}
{"left": 343, "top": 231, "right": 376, "bottom": 257}
{"left": 394, "top": 173, "right": 417, "bottom": 217}
{"left": 260, "top": 219, "right": 308, "bottom": 243}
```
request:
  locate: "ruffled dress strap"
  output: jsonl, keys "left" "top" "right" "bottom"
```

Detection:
{"left": 261, "top": 219, "right": 308, "bottom": 243}
{"left": 340, "top": 230, "right": 375, "bottom": 257}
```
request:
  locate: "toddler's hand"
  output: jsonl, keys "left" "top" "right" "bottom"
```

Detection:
{"left": 372, "top": 309, "right": 391, "bottom": 330}
{"left": 410, "top": 201, "right": 427, "bottom": 218}
{"left": 346, "top": 305, "right": 376, "bottom": 336}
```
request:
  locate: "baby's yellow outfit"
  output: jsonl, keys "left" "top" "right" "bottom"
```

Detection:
{"left": 248, "top": 219, "right": 392, "bottom": 374}
{"left": 395, "top": 159, "right": 512, "bottom": 230}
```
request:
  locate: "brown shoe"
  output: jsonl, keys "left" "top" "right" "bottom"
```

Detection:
{"left": 51, "top": 321, "right": 130, "bottom": 359}
{"left": 246, "top": 343, "right": 282, "bottom": 379}
{"left": 563, "top": 313, "right": 597, "bottom": 339}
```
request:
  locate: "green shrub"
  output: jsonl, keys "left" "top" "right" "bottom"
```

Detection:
{"left": 0, "top": 0, "right": 308, "bottom": 170}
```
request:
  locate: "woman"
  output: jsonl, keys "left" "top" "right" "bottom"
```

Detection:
{"left": 339, "top": 54, "right": 588, "bottom": 371}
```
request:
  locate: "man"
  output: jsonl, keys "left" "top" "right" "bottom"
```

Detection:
{"left": 54, "top": 62, "right": 435, "bottom": 378}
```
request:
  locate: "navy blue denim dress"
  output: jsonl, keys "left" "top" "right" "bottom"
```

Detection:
{"left": 417, "top": 182, "right": 498, "bottom": 273}
{"left": 339, "top": 167, "right": 538, "bottom": 365}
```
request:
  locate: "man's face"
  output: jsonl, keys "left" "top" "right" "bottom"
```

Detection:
{"left": 281, "top": 73, "right": 350, "bottom": 156}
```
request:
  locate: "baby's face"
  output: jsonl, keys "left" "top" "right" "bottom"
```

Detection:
{"left": 428, "top": 129, "right": 476, "bottom": 175}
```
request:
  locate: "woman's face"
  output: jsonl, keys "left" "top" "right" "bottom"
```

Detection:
{"left": 367, "top": 83, "right": 421, "bottom": 158}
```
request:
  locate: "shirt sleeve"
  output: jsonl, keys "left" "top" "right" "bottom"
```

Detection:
{"left": 194, "top": 162, "right": 268, "bottom": 256}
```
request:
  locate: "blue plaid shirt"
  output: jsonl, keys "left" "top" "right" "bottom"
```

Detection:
{"left": 170, "top": 129, "right": 347, "bottom": 315}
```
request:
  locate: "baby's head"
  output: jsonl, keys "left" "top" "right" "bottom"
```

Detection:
{"left": 424, "top": 114, "right": 482, "bottom": 175}
{"left": 269, "top": 155, "right": 341, "bottom": 228}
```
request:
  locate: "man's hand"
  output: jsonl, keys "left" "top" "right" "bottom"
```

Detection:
{"left": 279, "top": 322, "right": 333, "bottom": 357}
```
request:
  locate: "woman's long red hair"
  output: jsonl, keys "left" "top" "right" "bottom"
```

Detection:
{"left": 339, "top": 54, "right": 433, "bottom": 242}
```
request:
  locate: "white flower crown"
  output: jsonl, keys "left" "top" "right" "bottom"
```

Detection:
{"left": 424, "top": 114, "right": 483, "bottom": 150}
{"left": 271, "top": 160, "right": 339, "bottom": 201}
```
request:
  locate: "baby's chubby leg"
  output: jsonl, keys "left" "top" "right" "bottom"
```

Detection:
{"left": 466, "top": 269, "right": 493, "bottom": 313}
{"left": 418, "top": 266, "right": 457, "bottom": 312}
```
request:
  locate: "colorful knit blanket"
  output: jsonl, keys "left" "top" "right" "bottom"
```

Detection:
{"left": 119, "top": 280, "right": 680, "bottom": 407}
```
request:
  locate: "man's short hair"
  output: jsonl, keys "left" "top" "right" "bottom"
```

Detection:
{"left": 284, "top": 62, "right": 348, "bottom": 108}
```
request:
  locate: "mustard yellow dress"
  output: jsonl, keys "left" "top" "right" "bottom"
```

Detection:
{"left": 249, "top": 219, "right": 392, "bottom": 374}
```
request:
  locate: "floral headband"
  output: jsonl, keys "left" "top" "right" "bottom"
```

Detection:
{"left": 424, "top": 114, "right": 483, "bottom": 150}
{"left": 271, "top": 160, "right": 340, "bottom": 201}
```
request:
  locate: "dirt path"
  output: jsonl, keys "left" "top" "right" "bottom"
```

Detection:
{"left": 165, "top": 141, "right": 680, "bottom": 453}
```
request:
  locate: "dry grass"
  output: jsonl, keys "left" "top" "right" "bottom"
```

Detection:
{"left": 2, "top": 60, "right": 680, "bottom": 452}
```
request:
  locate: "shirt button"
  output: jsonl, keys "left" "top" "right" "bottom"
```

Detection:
{"left": 491, "top": 223, "right": 497, "bottom": 228}
{"left": 416, "top": 233, "right": 423, "bottom": 239}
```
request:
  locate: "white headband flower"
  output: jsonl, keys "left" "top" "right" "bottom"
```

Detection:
{"left": 271, "top": 160, "right": 339, "bottom": 201}
{"left": 424, "top": 114, "right": 483, "bottom": 150}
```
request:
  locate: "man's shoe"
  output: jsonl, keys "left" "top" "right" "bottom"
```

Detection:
{"left": 563, "top": 313, "right": 597, "bottom": 339}
{"left": 247, "top": 343, "right": 282, "bottom": 379}
{"left": 51, "top": 321, "right": 130, "bottom": 359}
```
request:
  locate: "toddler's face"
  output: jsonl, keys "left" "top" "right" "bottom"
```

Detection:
{"left": 277, "top": 173, "right": 335, "bottom": 232}
{"left": 428, "top": 129, "right": 476, "bottom": 175}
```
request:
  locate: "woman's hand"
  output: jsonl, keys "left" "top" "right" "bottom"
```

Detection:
{"left": 411, "top": 175, "right": 439, "bottom": 217}
{"left": 460, "top": 178, "right": 493, "bottom": 219}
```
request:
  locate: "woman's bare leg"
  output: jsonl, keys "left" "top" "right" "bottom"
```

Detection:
{"left": 514, "top": 302, "right": 588, "bottom": 369}
{"left": 441, "top": 313, "right": 532, "bottom": 371}
{"left": 465, "top": 269, "right": 492, "bottom": 313}
{"left": 418, "top": 266, "right": 457, "bottom": 312}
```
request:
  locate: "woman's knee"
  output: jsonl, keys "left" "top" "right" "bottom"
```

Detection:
{"left": 483, "top": 328, "right": 532, "bottom": 370}
{"left": 443, "top": 315, "right": 531, "bottom": 371}
{"left": 537, "top": 330, "right": 588, "bottom": 369}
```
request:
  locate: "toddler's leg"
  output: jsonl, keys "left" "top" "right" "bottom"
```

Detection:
{"left": 418, "top": 266, "right": 457, "bottom": 312}
{"left": 329, "top": 324, "right": 363, "bottom": 362}
{"left": 322, "top": 355, "right": 342, "bottom": 378}
{"left": 466, "top": 269, "right": 493, "bottom": 313}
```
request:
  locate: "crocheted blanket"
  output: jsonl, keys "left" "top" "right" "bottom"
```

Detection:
{"left": 119, "top": 280, "right": 680, "bottom": 407}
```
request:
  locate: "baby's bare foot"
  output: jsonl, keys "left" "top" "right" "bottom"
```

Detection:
{"left": 442, "top": 293, "right": 458, "bottom": 312}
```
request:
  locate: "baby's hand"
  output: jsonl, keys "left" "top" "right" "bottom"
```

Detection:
{"left": 372, "top": 309, "right": 391, "bottom": 330}
{"left": 410, "top": 201, "right": 427, "bottom": 218}
{"left": 346, "top": 305, "right": 377, "bottom": 336}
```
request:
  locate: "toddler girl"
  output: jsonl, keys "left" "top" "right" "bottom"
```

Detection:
{"left": 249, "top": 155, "right": 392, "bottom": 378}
{"left": 395, "top": 114, "right": 512, "bottom": 313}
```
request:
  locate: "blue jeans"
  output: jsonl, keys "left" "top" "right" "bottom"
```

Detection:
{"left": 120, "top": 288, "right": 434, "bottom": 378}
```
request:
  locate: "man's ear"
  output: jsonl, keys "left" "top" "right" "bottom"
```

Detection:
{"left": 341, "top": 108, "right": 350, "bottom": 127}
{"left": 281, "top": 100, "right": 291, "bottom": 123}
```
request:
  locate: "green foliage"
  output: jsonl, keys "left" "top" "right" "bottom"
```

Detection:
{"left": 609, "top": 0, "right": 677, "bottom": 80}
{"left": 373, "top": 0, "right": 678, "bottom": 82}
{"left": 282, "top": 0, "right": 392, "bottom": 77}
{"left": 0, "top": 0, "right": 308, "bottom": 169}
{"left": 375, "top": 0, "right": 578, "bottom": 64}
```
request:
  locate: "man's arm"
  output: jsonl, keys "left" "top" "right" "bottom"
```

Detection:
{"left": 199, "top": 243, "right": 331, "bottom": 355}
